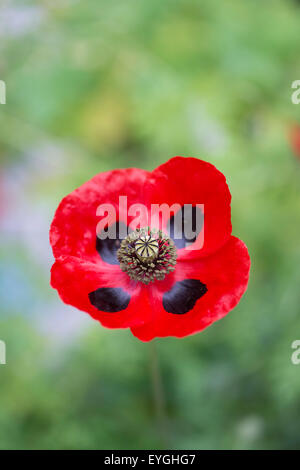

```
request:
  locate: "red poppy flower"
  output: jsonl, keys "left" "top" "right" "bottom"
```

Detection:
{"left": 50, "top": 157, "right": 250, "bottom": 341}
{"left": 289, "top": 124, "right": 300, "bottom": 159}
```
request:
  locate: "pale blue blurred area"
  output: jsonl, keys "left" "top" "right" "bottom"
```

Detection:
{"left": 0, "top": 263, "right": 35, "bottom": 313}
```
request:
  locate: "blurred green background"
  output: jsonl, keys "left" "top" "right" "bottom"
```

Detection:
{"left": 1, "top": 0, "right": 300, "bottom": 450}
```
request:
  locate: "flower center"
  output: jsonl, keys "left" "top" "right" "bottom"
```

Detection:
{"left": 117, "top": 227, "right": 177, "bottom": 284}
{"left": 135, "top": 235, "right": 159, "bottom": 262}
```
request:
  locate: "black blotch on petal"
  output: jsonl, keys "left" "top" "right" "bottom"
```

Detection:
{"left": 89, "top": 287, "right": 131, "bottom": 313}
{"left": 163, "top": 279, "right": 207, "bottom": 314}
{"left": 167, "top": 205, "right": 204, "bottom": 249}
{"left": 96, "top": 221, "right": 130, "bottom": 265}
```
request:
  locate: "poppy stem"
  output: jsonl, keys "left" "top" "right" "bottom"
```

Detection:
{"left": 149, "top": 340, "right": 168, "bottom": 448}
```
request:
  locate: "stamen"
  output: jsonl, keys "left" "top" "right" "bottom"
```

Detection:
{"left": 117, "top": 227, "right": 177, "bottom": 284}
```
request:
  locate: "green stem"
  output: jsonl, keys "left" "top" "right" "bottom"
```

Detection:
{"left": 149, "top": 340, "right": 168, "bottom": 448}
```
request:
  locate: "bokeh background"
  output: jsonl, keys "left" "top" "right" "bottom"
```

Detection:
{"left": 1, "top": 0, "right": 300, "bottom": 450}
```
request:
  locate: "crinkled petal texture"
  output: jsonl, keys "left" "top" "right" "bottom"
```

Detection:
{"left": 50, "top": 168, "right": 150, "bottom": 263}
{"left": 148, "top": 157, "right": 232, "bottom": 259}
{"left": 50, "top": 157, "right": 250, "bottom": 340}
{"left": 50, "top": 168, "right": 151, "bottom": 329}
{"left": 51, "top": 256, "right": 151, "bottom": 329}
{"left": 130, "top": 237, "right": 250, "bottom": 341}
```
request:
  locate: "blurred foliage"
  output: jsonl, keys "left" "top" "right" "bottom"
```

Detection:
{"left": 1, "top": 0, "right": 300, "bottom": 450}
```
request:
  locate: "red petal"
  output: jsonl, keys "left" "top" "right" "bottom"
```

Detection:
{"left": 51, "top": 256, "right": 152, "bottom": 329}
{"left": 130, "top": 236, "right": 250, "bottom": 341}
{"left": 50, "top": 168, "right": 150, "bottom": 261}
{"left": 147, "top": 157, "right": 232, "bottom": 259}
